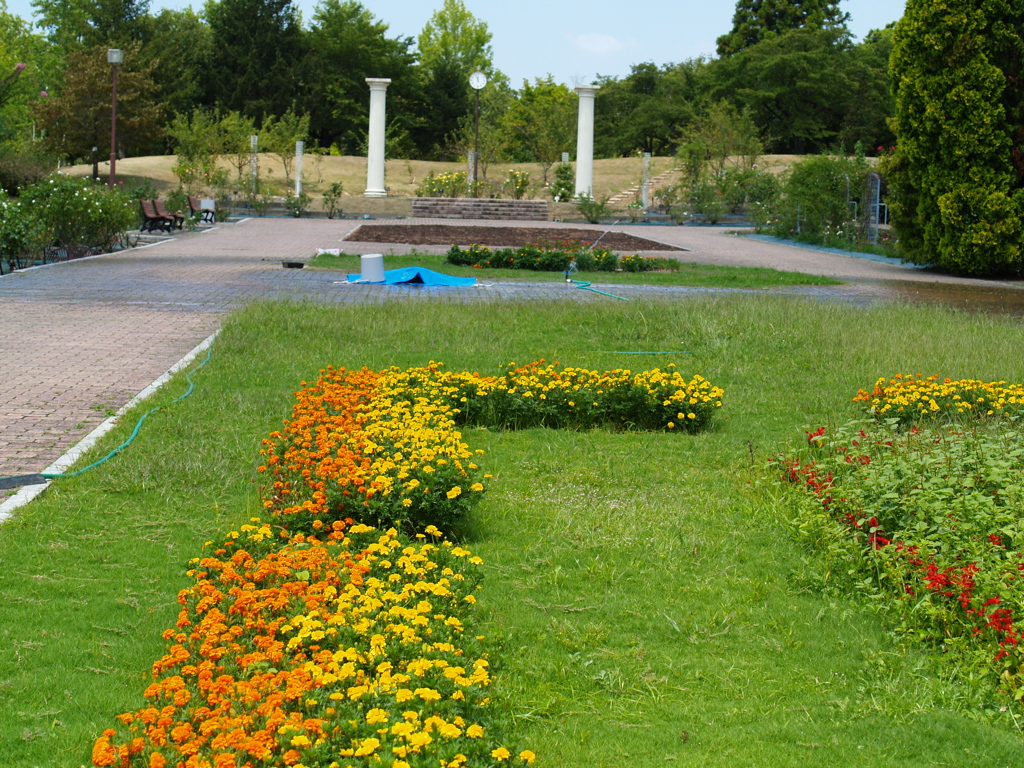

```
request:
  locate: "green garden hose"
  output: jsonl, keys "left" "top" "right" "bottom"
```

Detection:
{"left": 40, "top": 347, "right": 213, "bottom": 480}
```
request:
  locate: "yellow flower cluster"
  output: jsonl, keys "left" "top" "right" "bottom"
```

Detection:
{"left": 854, "top": 374, "right": 1024, "bottom": 424}
{"left": 92, "top": 524, "right": 535, "bottom": 768}
{"left": 386, "top": 359, "right": 724, "bottom": 433}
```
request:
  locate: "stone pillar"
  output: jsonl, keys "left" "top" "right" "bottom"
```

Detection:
{"left": 573, "top": 85, "right": 599, "bottom": 199}
{"left": 364, "top": 78, "right": 391, "bottom": 198}
{"left": 295, "top": 140, "right": 304, "bottom": 196}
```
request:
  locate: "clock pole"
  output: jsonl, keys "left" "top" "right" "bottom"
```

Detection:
{"left": 469, "top": 71, "right": 487, "bottom": 198}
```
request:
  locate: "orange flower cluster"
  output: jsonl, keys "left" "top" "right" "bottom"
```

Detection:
{"left": 93, "top": 524, "right": 534, "bottom": 768}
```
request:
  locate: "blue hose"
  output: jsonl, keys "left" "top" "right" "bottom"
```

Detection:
{"left": 41, "top": 347, "right": 213, "bottom": 480}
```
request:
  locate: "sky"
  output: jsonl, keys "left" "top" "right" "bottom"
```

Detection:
{"left": 5, "top": 0, "right": 907, "bottom": 86}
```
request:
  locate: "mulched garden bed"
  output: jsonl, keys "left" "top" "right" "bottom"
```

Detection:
{"left": 343, "top": 224, "right": 683, "bottom": 251}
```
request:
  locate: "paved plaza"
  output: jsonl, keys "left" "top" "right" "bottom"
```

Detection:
{"left": 1, "top": 216, "right": 1021, "bottom": 504}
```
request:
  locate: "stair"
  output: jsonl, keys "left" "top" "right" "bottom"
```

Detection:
{"left": 607, "top": 168, "right": 679, "bottom": 207}
{"left": 411, "top": 197, "right": 548, "bottom": 221}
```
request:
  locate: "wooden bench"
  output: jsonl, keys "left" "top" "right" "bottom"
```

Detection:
{"left": 153, "top": 199, "right": 185, "bottom": 230}
{"left": 139, "top": 199, "right": 174, "bottom": 232}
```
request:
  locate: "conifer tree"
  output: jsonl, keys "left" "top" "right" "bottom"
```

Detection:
{"left": 884, "top": 0, "right": 1024, "bottom": 275}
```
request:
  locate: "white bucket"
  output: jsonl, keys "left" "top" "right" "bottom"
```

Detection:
{"left": 360, "top": 253, "right": 385, "bottom": 283}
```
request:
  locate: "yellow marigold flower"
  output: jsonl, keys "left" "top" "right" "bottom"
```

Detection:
{"left": 402, "top": 498, "right": 413, "bottom": 507}
{"left": 447, "top": 486, "right": 462, "bottom": 499}
{"left": 465, "top": 724, "right": 484, "bottom": 738}
{"left": 290, "top": 735, "right": 312, "bottom": 747}
{"left": 366, "top": 708, "right": 389, "bottom": 724}
{"left": 520, "top": 750, "right": 536, "bottom": 763}
{"left": 470, "top": 482, "right": 484, "bottom": 492}
{"left": 491, "top": 747, "right": 511, "bottom": 760}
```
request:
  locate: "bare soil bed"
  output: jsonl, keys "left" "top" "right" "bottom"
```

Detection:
{"left": 343, "top": 224, "right": 683, "bottom": 252}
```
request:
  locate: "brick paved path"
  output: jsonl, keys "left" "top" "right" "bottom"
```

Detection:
{"left": 2, "top": 217, "right": 1021, "bottom": 501}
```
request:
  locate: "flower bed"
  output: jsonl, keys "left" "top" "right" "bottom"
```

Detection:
{"left": 445, "top": 243, "right": 680, "bottom": 273}
{"left": 260, "top": 361, "right": 723, "bottom": 533}
{"left": 94, "top": 360, "right": 722, "bottom": 766}
{"left": 779, "top": 376, "right": 1024, "bottom": 710}
{"left": 854, "top": 373, "right": 1024, "bottom": 424}
{"left": 92, "top": 523, "right": 533, "bottom": 768}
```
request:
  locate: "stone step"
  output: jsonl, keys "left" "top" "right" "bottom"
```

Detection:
{"left": 411, "top": 197, "right": 548, "bottom": 221}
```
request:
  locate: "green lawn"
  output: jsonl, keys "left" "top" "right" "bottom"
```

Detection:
{"left": 1, "top": 296, "right": 1023, "bottom": 767}
{"left": 307, "top": 250, "right": 843, "bottom": 288}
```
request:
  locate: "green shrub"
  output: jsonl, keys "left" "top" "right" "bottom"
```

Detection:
{"left": 19, "top": 174, "right": 135, "bottom": 252}
{"left": 503, "top": 169, "right": 532, "bottom": 199}
{"left": 575, "top": 194, "right": 609, "bottom": 224}
{"left": 549, "top": 162, "right": 574, "bottom": 202}
{"left": 0, "top": 196, "right": 47, "bottom": 272}
{"left": 284, "top": 191, "right": 311, "bottom": 217}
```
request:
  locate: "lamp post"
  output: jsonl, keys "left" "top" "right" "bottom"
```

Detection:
{"left": 107, "top": 48, "right": 122, "bottom": 188}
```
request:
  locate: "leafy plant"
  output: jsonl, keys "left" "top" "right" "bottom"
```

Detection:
{"left": 549, "top": 162, "right": 574, "bottom": 202}
{"left": 502, "top": 169, "right": 532, "bottom": 199}
{"left": 320, "top": 181, "right": 344, "bottom": 219}
{"left": 574, "top": 194, "right": 610, "bottom": 224}
{"left": 19, "top": 173, "right": 134, "bottom": 252}
{"left": 284, "top": 190, "right": 311, "bottom": 218}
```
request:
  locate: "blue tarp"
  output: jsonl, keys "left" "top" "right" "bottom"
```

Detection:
{"left": 346, "top": 267, "right": 476, "bottom": 286}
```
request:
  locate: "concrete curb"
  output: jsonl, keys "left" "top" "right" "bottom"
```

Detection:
{"left": 0, "top": 331, "right": 219, "bottom": 524}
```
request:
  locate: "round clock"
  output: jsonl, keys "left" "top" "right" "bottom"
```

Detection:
{"left": 469, "top": 71, "right": 487, "bottom": 90}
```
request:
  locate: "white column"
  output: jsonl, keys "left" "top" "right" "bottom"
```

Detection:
{"left": 364, "top": 78, "right": 391, "bottom": 198}
{"left": 573, "top": 85, "right": 599, "bottom": 199}
{"left": 295, "top": 140, "right": 304, "bottom": 196}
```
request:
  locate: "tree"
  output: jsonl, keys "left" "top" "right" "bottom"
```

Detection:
{"left": 417, "top": 0, "right": 493, "bottom": 77}
{"left": 840, "top": 26, "right": 895, "bottom": 153}
{"left": 1, "top": 3, "right": 60, "bottom": 142}
{"left": 418, "top": 57, "right": 470, "bottom": 159}
{"left": 502, "top": 76, "right": 575, "bottom": 184}
{"left": 166, "top": 108, "right": 223, "bottom": 192}
{"left": 415, "top": 0, "right": 493, "bottom": 158}
{"left": 141, "top": 9, "right": 213, "bottom": 123}
{"left": 31, "top": 0, "right": 150, "bottom": 48}
{"left": 302, "top": 0, "right": 418, "bottom": 153}
{"left": 884, "top": 0, "right": 1024, "bottom": 276}
{"left": 260, "top": 109, "right": 309, "bottom": 185}
{"left": 716, "top": 0, "right": 849, "bottom": 57}
{"left": 707, "top": 27, "right": 855, "bottom": 153}
{"left": 594, "top": 60, "right": 706, "bottom": 157}
{"left": 205, "top": 0, "right": 303, "bottom": 123}
{"left": 34, "top": 43, "right": 163, "bottom": 171}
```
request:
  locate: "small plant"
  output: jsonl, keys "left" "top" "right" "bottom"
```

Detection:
{"left": 502, "top": 169, "right": 532, "bottom": 200}
{"left": 625, "top": 200, "right": 644, "bottom": 223}
{"left": 416, "top": 171, "right": 469, "bottom": 198}
{"left": 549, "top": 162, "right": 574, "bottom": 202}
{"left": 574, "top": 194, "right": 610, "bottom": 224}
{"left": 284, "top": 191, "right": 311, "bottom": 218}
{"left": 320, "top": 181, "right": 344, "bottom": 219}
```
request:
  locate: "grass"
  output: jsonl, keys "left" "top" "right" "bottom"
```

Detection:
{"left": 2, "top": 296, "right": 1024, "bottom": 767}
{"left": 307, "top": 250, "right": 842, "bottom": 289}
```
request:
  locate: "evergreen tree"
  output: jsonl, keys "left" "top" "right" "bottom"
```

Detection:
{"left": 885, "top": 0, "right": 1024, "bottom": 275}
{"left": 716, "top": 0, "right": 849, "bottom": 57}
{"left": 205, "top": 0, "right": 303, "bottom": 123}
